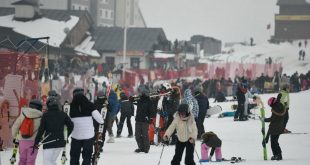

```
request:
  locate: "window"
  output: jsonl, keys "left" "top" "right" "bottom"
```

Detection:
{"left": 105, "top": 10, "right": 108, "bottom": 18}
{"left": 111, "top": 11, "right": 114, "bottom": 19}
{"left": 106, "top": 57, "right": 115, "bottom": 70}
{"left": 130, "top": 58, "right": 140, "bottom": 69}
{"left": 100, "top": 9, "right": 103, "bottom": 17}
{"left": 100, "top": 0, "right": 108, "bottom": 4}
{"left": 72, "top": 5, "right": 75, "bottom": 10}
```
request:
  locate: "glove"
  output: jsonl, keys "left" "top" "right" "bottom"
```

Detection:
{"left": 163, "top": 135, "right": 169, "bottom": 142}
{"left": 261, "top": 128, "right": 265, "bottom": 134}
{"left": 258, "top": 116, "right": 264, "bottom": 122}
{"left": 265, "top": 137, "right": 269, "bottom": 144}
{"left": 189, "top": 138, "right": 195, "bottom": 144}
{"left": 31, "top": 144, "right": 39, "bottom": 155}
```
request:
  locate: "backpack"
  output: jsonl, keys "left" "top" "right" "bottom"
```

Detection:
{"left": 20, "top": 113, "right": 38, "bottom": 138}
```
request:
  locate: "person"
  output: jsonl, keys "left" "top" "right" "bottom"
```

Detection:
{"left": 117, "top": 92, "right": 134, "bottom": 138}
{"left": 234, "top": 82, "right": 247, "bottom": 121}
{"left": 194, "top": 90, "right": 209, "bottom": 139}
{"left": 302, "top": 50, "right": 305, "bottom": 61}
{"left": 264, "top": 97, "right": 286, "bottom": 160}
{"left": 93, "top": 90, "right": 109, "bottom": 152}
{"left": 106, "top": 91, "right": 120, "bottom": 143}
{"left": 182, "top": 89, "right": 199, "bottom": 120}
{"left": 277, "top": 84, "right": 290, "bottom": 133}
{"left": 34, "top": 97, "right": 73, "bottom": 165}
{"left": 134, "top": 85, "right": 153, "bottom": 153}
{"left": 199, "top": 131, "right": 222, "bottom": 162}
{"left": 163, "top": 104, "right": 197, "bottom": 165}
{"left": 69, "top": 88, "right": 103, "bottom": 165}
{"left": 11, "top": 100, "right": 43, "bottom": 165}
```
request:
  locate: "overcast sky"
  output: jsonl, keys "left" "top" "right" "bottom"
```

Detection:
{"left": 139, "top": 0, "right": 279, "bottom": 43}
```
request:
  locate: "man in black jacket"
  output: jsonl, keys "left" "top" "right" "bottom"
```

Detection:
{"left": 234, "top": 83, "right": 247, "bottom": 121}
{"left": 117, "top": 92, "right": 134, "bottom": 138}
{"left": 134, "top": 85, "right": 153, "bottom": 153}
{"left": 194, "top": 90, "right": 209, "bottom": 139}
{"left": 34, "top": 97, "right": 74, "bottom": 165}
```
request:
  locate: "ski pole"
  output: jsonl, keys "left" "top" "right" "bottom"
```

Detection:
{"left": 157, "top": 144, "right": 166, "bottom": 165}
{"left": 39, "top": 139, "right": 59, "bottom": 146}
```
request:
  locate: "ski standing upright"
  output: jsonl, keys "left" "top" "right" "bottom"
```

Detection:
{"left": 61, "top": 101, "right": 70, "bottom": 165}
{"left": 256, "top": 96, "right": 268, "bottom": 160}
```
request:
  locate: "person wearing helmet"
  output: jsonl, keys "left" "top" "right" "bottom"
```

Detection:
{"left": 264, "top": 96, "right": 286, "bottom": 161}
{"left": 11, "top": 100, "right": 43, "bottom": 165}
{"left": 34, "top": 97, "right": 73, "bottom": 165}
{"left": 163, "top": 104, "right": 197, "bottom": 165}
{"left": 69, "top": 88, "right": 103, "bottom": 165}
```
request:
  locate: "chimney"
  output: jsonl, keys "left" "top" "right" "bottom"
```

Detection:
{"left": 12, "top": 0, "right": 41, "bottom": 21}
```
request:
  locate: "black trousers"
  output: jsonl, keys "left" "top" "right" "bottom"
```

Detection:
{"left": 70, "top": 137, "right": 94, "bottom": 165}
{"left": 283, "top": 110, "right": 289, "bottom": 129}
{"left": 117, "top": 114, "right": 133, "bottom": 136}
{"left": 135, "top": 122, "right": 150, "bottom": 152}
{"left": 234, "top": 104, "right": 244, "bottom": 120}
{"left": 171, "top": 140, "right": 195, "bottom": 165}
{"left": 196, "top": 113, "right": 206, "bottom": 139}
{"left": 270, "top": 134, "right": 282, "bottom": 156}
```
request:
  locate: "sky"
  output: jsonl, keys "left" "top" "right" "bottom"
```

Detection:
{"left": 139, "top": 0, "right": 279, "bottom": 43}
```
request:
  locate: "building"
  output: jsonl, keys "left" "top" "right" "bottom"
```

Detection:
{"left": 274, "top": 0, "right": 310, "bottom": 40}
{"left": 190, "top": 35, "right": 222, "bottom": 56}
{"left": 114, "top": 0, "right": 146, "bottom": 27}
{"left": 0, "top": 1, "right": 99, "bottom": 75}
{"left": 93, "top": 27, "right": 166, "bottom": 70}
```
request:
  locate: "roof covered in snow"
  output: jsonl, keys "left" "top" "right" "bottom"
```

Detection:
{"left": 93, "top": 27, "right": 166, "bottom": 52}
{"left": 74, "top": 36, "right": 100, "bottom": 57}
{"left": 277, "top": 0, "right": 310, "bottom": 5}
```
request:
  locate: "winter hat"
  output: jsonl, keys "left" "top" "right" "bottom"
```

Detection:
{"left": 29, "top": 99, "right": 43, "bottom": 111}
{"left": 97, "top": 90, "right": 106, "bottom": 99}
{"left": 73, "top": 87, "right": 84, "bottom": 96}
{"left": 268, "top": 97, "right": 276, "bottom": 106}
{"left": 178, "top": 104, "right": 189, "bottom": 113}
{"left": 138, "top": 85, "right": 149, "bottom": 96}
{"left": 48, "top": 90, "right": 58, "bottom": 97}
{"left": 46, "top": 97, "right": 59, "bottom": 110}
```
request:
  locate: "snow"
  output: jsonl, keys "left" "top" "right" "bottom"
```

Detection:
{"left": 154, "top": 51, "right": 175, "bottom": 59}
{"left": 74, "top": 36, "right": 100, "bottom": 57}
{"left": 1, "top": 90, "right": 309, "bottom": 165}
{"left": 200, "top": 41, "right": 310, "bottom": 75}
{"left": 0, "top": 15, "right": 79, "bottom": 47}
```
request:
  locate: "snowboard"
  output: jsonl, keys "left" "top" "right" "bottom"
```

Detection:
{"left": 256, "top": 97, "right": 268, "bottom": 160}
{"left": 92, "top": 100, "right": 108, "bottom": 165}
{"left": 207, "top": 105, "right": 222, "bottom": 116}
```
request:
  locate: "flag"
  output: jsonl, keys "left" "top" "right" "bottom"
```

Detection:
{"left": 267, "top": 24, "right": 271, "bottom": 30}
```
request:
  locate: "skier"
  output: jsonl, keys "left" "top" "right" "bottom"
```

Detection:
{"left": 11, "top": 99, "right": 43, "bottom": 165}
{"left": 93, "top": 90, "right": 109, "bottom": 152}
{"left": 234, "top": 82, "right": 247, "bottom": 121}
{"left": 182, "top": 89, "right": 199, "bottom": 121}
{"left": 277, "top": 84, "right": 290, "bottom": 133}
{"left": 199, "top": 131, "right": 222, "bottom": 162}
{"left": 162, "top": 83, "right": 180, "bottom": 144}
{"left": 264, "top": 97, "right": 286, "bottom": 160}
{"left": 69, "top": 88, "right": 103, "bottom": 165}
{"left": 163, "top": 104, "right": 197, "bottom": 165}
{"left": 134, "top": 85, "right": 153, "bottom": 153}
{"left": 117, "top": 92, "right": 134, "bottom": 138}
{"left": 194, "top": 90, "right": 209, "bottom": 139}
{"left": 106, "top": 91, "right": 120, "bottom": 143}
{"left": 34, "top": 97, "right": 73, "bottom": 165}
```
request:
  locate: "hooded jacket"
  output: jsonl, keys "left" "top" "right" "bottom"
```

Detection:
{"left": 12, "top": 107, "right": 43, "bottom": 141}
{"left": 182, "top": 89, "right": 199, "bottom": 119}
{"left": 135, "top": 94, "right": 152, "bottom": 122}
{"left": 201, "top": 131, "right": 222, "bottom": 147}
{"left": 120, "top": 93, "right": 134, "bottom": 116}
{"left": 265, "top": 99, "right": 286, "bottom": 135}
{"left": 108, "top": 92, "right": 120, "bottom": 117}
{"left": 34, "top": 104, "right": 73, "bottom": 149}
{"left": 164, "top": 112, "right": 198, "bottom": 142}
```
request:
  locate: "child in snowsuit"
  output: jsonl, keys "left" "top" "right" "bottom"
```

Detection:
{"left": 199, "top": 131, "right": 222, "bottom": 162}
{"left": 163, "top": 104, "right": 198, "bottom": 165}
{"left": 11, "top": 100, "right": 43, "bottom": 165}
{"left": 34, "top": 97, "right": 74, "bottom": 165}
{"left": 265, "top": 97, "right": 286, "bottom": 160}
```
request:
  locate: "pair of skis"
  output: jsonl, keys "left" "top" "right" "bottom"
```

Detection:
{"left": 92, "top": 99, "right": 108, "bottom": 165}
{"left": 61, "top": 101, "right": 71, "bottom": 165}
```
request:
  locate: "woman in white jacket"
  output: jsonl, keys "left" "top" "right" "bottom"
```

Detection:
{"left": 163, "top": 104, "right": 198, "bottom": 165}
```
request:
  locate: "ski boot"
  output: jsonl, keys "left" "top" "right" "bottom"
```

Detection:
{"left": 107, "top": 135, "right": 115, "bottom": 143}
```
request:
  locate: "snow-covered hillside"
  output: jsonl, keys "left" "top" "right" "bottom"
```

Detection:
{"left": 1, "top": 90, "right": 309, "bottom": 165}
{"left": 201, "top": 41, "right": 310, "bottom": 76}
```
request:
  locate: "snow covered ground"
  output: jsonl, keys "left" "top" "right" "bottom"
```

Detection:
{"left": 1, "top": 90, "right": 309, "bottom": 165}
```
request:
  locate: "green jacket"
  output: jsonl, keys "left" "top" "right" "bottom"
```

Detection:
{"left": 278, "top": 89, "right": 289, "bottom": 110}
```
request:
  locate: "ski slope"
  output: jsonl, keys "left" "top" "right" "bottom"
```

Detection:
{"left": 1, "top": 90, "right": 309, "bottom": 165}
